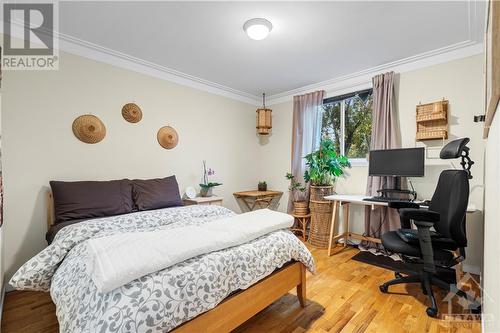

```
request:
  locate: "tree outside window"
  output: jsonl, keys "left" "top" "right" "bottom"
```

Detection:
{"left": 321, "top": 90, "right": 373, "bottom": 161}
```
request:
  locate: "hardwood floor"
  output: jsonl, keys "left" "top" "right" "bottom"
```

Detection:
{"left": 2, "top": 246, "right": 481, "bottom": 333}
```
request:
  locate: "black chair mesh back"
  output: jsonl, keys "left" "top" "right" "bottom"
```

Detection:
{"left": 429, "top": 170, "right": 469, "bottom": 247}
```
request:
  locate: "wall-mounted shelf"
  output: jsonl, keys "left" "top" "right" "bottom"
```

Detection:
{"left": 416, "top": 99, "right": 448, "bottom": 141}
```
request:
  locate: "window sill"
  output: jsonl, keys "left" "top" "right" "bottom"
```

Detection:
{"left": 349, "top": 159, "right": 368, "bottom": 167}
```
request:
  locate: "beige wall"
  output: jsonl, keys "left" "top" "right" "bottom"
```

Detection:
{"left": 259, "top": 55, "right": 485, "bottom": 272}
{"left": 0, "top": 46, "right": 486, "bottom": 283}
{"left": 2, "top": 51, "right": 260, "bottom": 280}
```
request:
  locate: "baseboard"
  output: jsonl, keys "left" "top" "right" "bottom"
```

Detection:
{"left": 463, "top": 264, "right": 481, "bottom": 276}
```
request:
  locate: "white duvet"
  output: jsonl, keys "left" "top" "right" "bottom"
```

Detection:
{"left": 86, "top": 208, "right": 294, "bottom": 292}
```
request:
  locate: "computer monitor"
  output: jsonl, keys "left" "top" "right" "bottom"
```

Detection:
{"left": 368, "top": 148, "right": 425, "bottom": 177}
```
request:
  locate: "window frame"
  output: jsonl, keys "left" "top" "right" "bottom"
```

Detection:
{"left": 322, "top": 88, "right": 373, "bottom": 166}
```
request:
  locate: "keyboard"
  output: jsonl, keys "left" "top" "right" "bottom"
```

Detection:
{"left": 362, "top": 197, "right": 413, "bottom": 203}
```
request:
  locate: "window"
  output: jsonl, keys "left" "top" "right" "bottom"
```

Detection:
{"left": 321, "top": 89, "right": 373, "bottom": 163}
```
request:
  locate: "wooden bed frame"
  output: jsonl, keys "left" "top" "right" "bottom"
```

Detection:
{"left": 46, "top": 190, "right": 308, "bottom": 333}
{"left": 173, "top": 262, "right": 306, "bottom": 333}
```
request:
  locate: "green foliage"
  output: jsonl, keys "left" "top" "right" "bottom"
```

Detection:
{"left": 321, "top": 93, "right": 372, "bottom": 158}
{"left": 258, "top": 181, "right": 267, "bottom": 185}
{"left": 286, "top": 173, "right": 306, "bottom": 192}
{"left": 303, "top": 139, "right": 351, "bottom": 186}
{"left": 285, "top": 172, "right": 307, "bottom": 201}
{"left": 199, "top": 182, "right": 222, "bottom": 189}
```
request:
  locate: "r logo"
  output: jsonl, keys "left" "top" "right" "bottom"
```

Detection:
{"left": 3, "top": 3, "right": 54, "bottom": 56}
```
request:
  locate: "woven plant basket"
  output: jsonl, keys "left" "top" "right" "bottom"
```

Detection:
{"left": 293, "top": 201, "right": 309, "bottom": 216}
{"left": 308, "top": 185, "right": 335, "bottom": 248}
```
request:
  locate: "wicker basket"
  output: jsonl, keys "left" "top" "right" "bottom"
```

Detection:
{"left": 293, "top": 201, "right": 309, "bottom": 215}
{"left": 416, "top": 129, "right": 448, "bottom": 141}
{"left": 415, "top": 100, "right": 448, "bottom": 141}
{"left": 415, "top": 101, "right": 447, "bottom": 122}
{"left": 308, "top": 185, "right": 334, "bottom": 248}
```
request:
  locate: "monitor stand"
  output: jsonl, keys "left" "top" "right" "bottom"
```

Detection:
{"left": 376, "top": 176, "right": 417, "bottom": 201}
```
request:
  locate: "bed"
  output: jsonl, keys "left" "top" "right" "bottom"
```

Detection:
{"left": 10, "top": 177, "right": 315, "bottom": 333}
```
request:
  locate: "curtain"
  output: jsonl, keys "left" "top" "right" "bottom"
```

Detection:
{"left": 288, "top": 90, "right": 325, "bottom": 213}
{"left": 363, "top": 72, "right": 402, "bottom": 248}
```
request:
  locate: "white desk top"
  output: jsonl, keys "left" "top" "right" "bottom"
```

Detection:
{"left": 324, "top": 194, "right": 477, "bottom": 213}
{"left": 324, "top": 194, "right": 388, "bottom": 206}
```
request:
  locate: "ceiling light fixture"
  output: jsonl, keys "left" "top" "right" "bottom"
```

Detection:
{"left": 243, "top": 18, "right": 273, "bottom": 41}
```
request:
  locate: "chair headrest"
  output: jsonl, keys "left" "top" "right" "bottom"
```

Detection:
{"left": 440, "top": 138, "right": 470, "bottom": 159}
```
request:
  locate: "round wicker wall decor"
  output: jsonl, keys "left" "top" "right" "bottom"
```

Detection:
{"left": 157, "top": 126, "right": 178, "bottom": 149}
{"left": 72, "top": 115, "right": 106, "bottom": 144}
{"left": 122, "top": 103, "right": 143, "bottom": 123}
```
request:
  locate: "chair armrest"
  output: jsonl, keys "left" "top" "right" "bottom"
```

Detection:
{"left": 400, "top": 209, "right": 439, "bottom": 274}
{"left": 387, "top": 201, "right": 420, "bottom": 210}
{"left": 399, "top": 208, "right": 440, "bottom": 223}
{"left": 388, "top": 201, "right": 420, "bottom": 228}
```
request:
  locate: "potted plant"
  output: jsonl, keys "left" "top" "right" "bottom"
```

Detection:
{"left": 285, "top": 173, "right": 308, "bottom": 215}
{"left": 258, "top": 181, "right": 267, "bottom": 191}
{"left": 199, "top": 161, "right": 222, "bottom": 197}
{"left": 304, "top": 139, "right": 350, "bottom": 188}
{"left": 304, "top": 139, "right": 350, "bottom": 248}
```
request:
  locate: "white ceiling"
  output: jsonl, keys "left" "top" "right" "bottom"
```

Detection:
{"left": 58, "top": 1, "right": 485, "bottom": 99}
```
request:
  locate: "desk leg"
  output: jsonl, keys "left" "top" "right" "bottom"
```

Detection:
{"left": 250, "top": 199, "right": 257, "bottom": 211}
{"left": 327, "top": 200, "right": 339, "bottom": 256}
{"left": 343, "top": 203, "right": 350, "bottom": 248}
{"left": 239, "top": 198, "right": 253, "bottom": 212}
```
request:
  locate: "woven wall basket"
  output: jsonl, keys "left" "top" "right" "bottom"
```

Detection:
{"left": 157, "top": 126, "right": 179, "bottom": 149}
{"left": 72, "top": 115, "right": 106, "bottom": 144}
{"left": 122, "top": 103, "right": 143, "bottom": 123}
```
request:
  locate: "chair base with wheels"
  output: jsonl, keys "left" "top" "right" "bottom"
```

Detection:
{"left": 379, "top": 268, "right": 480, "bottom": 317}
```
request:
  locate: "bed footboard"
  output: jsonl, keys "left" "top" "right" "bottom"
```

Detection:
{"left": 173, "top": 261, "right": 306, "bottom": 333}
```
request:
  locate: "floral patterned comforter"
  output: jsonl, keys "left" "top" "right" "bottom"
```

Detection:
{"left": 10, "top": 205, "right": 315, "bottom": 332}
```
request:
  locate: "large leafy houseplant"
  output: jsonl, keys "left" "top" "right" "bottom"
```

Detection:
{"left": 304, "top": 139, "right": 351, "bottom": 186}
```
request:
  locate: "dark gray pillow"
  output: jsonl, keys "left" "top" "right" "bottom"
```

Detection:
{"left": 50, "top": 179, "right": 134, "bottom": 224}
{"left": 132, "top": 176, "right": 182, "bottom": 211}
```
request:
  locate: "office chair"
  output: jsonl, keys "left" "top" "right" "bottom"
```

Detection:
{"left": 378, "top": 138, "right": 480, "bottom": 317}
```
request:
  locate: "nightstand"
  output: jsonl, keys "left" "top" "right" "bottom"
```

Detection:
{"left": 183, "top": 196, "right": 223, "bottom": 206}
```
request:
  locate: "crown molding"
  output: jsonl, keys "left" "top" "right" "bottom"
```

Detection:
{"left": 57, "top": 33, "right": 483, "bottom": 108}
{"left": 3, "top": 31, "right": 483, "bottom": 108}
{"left": 56, "top": 32, "right": 262, "bottom": 106}
{"left": 266, "top": 40, "right": 484, "bottom": 106}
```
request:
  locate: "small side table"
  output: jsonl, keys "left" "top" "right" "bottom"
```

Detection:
{"left": 183, "top": 196, "right": 223, "bottom": 206}
{"left": 290, "top": 213, "right": 311, "bottom": 241}
{"left": 233, "top": 190, "right": 283, "bottom": 212}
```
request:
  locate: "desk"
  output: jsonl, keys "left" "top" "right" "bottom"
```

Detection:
{"left": 324, "top": 195, "right": 387, "bottom": 256}
{"left": 324, "top": 194, "right": 478, "bottom": 257}
{"left": 233, "top": 190, "right": 283, "bottom": 212}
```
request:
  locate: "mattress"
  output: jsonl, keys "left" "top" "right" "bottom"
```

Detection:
{"left": 10, "top": 205, "right": 315, "bottom": 332}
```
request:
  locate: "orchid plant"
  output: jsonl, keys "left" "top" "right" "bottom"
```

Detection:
{"left": 199, "top": 160, "right": 222, "bottom": 196}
